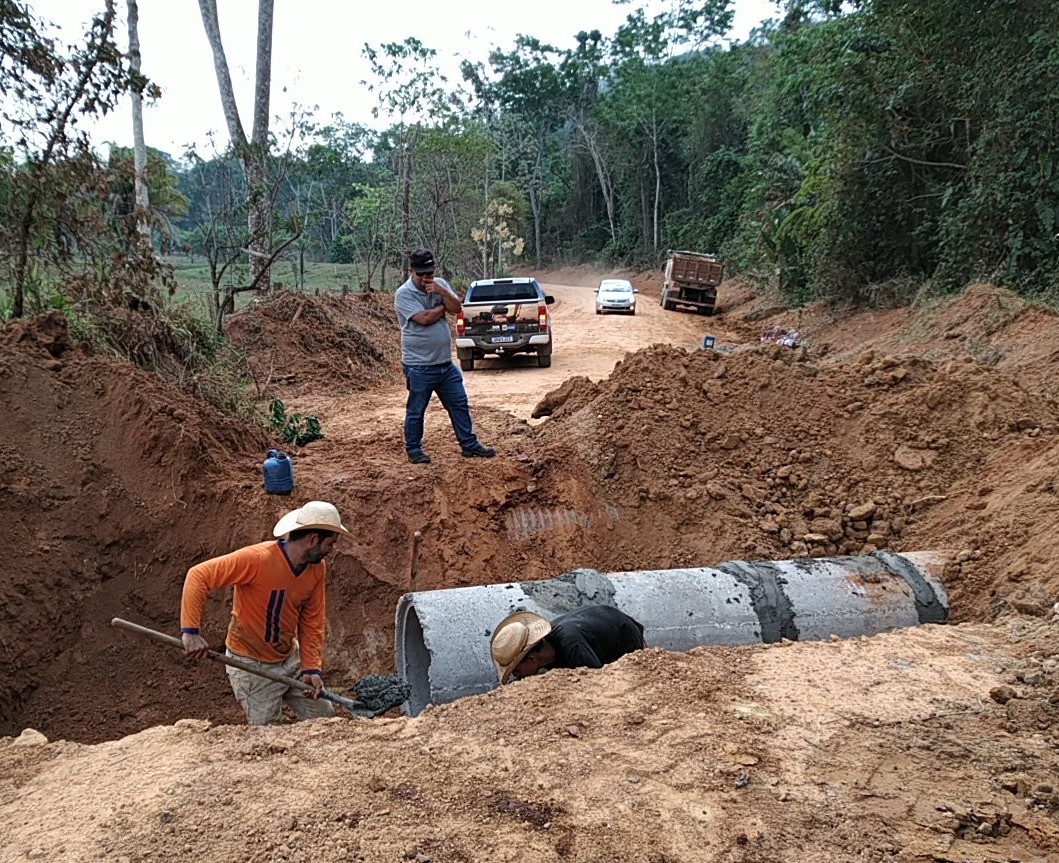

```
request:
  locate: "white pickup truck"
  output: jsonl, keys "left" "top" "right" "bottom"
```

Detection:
{"left": 455, "top": 277, "right": 556, "bottom": 370}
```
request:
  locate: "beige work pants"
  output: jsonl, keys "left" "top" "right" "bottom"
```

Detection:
{"left": 225, "top": 646, "right": 334, "bottom": 725}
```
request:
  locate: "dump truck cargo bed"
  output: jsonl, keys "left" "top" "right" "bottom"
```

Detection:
{"left": 661, "top": 250, "right": 724, "bottom": 315}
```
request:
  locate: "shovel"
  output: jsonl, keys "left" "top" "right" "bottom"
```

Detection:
{"left": 111, "top": 617, "right": 385, "bottom": 718}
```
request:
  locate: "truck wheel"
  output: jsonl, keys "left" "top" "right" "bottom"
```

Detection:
{"left": 537, "top": 353, "right": 552, "bottom": 368}
{"left": 460, "top": 355, "right": 475, "bottom": 371}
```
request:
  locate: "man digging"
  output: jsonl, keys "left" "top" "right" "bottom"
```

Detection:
{"left": 180, "top": 501, "right": 349, "bottom": 725}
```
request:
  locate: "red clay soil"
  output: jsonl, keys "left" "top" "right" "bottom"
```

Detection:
{"left": 225, "top": 290, "right": 403, "bottom": 398}
{"left": 3, "top": 284, "right": 1059, "bottom": 741}
{"left": 0, "top": 279, "right": 1057, "bottom": 863}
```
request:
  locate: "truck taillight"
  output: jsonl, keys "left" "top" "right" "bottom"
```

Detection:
{"left": 456, "top": 311, "right": 465, "bottom": 336}
{"left": 538, "top": 304, "right": 548, "bottom": 332}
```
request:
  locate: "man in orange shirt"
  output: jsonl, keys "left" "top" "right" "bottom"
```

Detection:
{"left": 180, "top": 500, "right": 349, "bottom": 725}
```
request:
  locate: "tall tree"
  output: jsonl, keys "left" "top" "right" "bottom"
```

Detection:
{"left": 464, "top": 36, "right": 568, "bottom": 265}
{"left": 362, "top": 37, "right": 450, "bottom": 285}
{"left": 126, "top": 0, "right": 150, "bottom": 248}
{"left": 196, "top": 0, "right": 275, "bottom": 292}
{"left": 604, "top": 2, "right": 734, "bottom": 254}
{"left": 562, "top": 29, "right": 618, "bottom": 246}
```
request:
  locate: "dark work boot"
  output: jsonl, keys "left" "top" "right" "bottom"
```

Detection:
{"left": 408, "top": 451, "right": 432, "bottom": 464}
{"left": 461, "top": 443, "right": 496, "bottom": 458}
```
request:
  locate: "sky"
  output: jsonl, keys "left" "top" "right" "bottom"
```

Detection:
{"left": 27, "top": 0, "right": 780, "bottom": 157}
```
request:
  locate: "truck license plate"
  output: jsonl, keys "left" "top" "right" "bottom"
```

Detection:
{"left": 491, "top": 336, "right": 515, "bottom": 343}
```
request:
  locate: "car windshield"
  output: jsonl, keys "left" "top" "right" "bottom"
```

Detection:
{"left": 466, "top": 281, "right": 540, "bottom": 302}
{"left": 601, "top": 282, "right": 632, "bottom": 293}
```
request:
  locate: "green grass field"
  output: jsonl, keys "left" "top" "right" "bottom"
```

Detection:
{"left": 167, "top": 256, "right": 387, "bottom": 313}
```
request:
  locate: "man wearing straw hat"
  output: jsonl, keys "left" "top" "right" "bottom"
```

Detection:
{"left": 490, "top": 606, "right": 646, "bottom": 684}
{"left": 180, "top": 501, "right": 349, "bottom": 725}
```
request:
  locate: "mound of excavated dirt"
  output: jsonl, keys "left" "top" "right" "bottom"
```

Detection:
{"left": 2, "top": 620, "right": 1056, "bottom": 863}
{"left": 225, "top": 290, "right": 402, "bottom": 397}
{"left": 531, "top": 338, "right": 1059, "bottom": 621}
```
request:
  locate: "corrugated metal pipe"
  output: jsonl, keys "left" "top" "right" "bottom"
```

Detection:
{"left": 395, "top": 551, "right": 949, "bottom": 716}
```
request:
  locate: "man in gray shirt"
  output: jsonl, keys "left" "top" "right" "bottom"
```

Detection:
{"left": 393, "top": 248, "right": 496, "bottom": 464}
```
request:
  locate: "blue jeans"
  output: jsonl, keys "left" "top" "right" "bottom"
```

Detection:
{"left": 403, "top": 361, "right": 480, "bottom": 454}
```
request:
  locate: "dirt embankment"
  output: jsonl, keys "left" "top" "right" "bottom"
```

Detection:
{"left": 0, "top": 277, "right": 1057, "bottom": 863}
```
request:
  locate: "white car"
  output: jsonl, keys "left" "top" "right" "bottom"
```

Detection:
{"left": 594, "top": 278, "right": 638, "bottom": 315}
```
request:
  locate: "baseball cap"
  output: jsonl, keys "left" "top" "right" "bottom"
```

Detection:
{"left": 409, "top": 248, "right": 436, "bottom": 274}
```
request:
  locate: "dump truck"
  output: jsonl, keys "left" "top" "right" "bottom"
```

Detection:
{"left": 660, "top": 250, "right": 724, "bottom": 315}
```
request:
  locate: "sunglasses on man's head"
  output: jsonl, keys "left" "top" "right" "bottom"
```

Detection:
{"left": 418, "top": 271, "right": 435, "bottom": 278}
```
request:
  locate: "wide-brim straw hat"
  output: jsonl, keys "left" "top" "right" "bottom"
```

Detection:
{"left": 490, "top": 611, "right": 552, "bottom": 684}
{"left": 273, "top": 501, "right": 350, "bottom": 538}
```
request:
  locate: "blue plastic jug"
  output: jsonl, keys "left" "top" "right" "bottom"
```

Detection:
{"left": 263, "top": 449, "right": 294, "bottom": 495}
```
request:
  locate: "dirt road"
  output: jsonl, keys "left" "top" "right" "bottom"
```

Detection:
{"left": 466, "top": 280, "right": 733, "bottom": 416}
{"left": 320, "top": 279, "right": 738, "bottom": 438}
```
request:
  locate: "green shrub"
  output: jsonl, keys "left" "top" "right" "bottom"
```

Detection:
{"left": 268, "top": 398, "right": 324, "bottom": 446}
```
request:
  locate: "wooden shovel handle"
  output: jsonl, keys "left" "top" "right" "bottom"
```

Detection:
{"left": 110, "top": 617, "right": 370, "bottom": 716}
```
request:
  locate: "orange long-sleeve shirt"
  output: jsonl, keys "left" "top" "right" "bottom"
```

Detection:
{"left": 180, "top": 541, "right": 328, "bottom": 674}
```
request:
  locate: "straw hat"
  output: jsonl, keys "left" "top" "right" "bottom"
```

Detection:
{"left": 273, "top": 501, "right": 350, "bottom": 538}
{"left": 490, "top": 611, "right": 552, "bottom": 684}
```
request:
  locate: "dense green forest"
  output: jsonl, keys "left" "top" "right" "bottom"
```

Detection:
{"left": 3, "top": 0, "right": 1059, "bottom": 328}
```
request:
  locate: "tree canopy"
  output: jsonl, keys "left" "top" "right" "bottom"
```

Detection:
{"left": 3, "top": 0, "right": 1059, "bottom": 319}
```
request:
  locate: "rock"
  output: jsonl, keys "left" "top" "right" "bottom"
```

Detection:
{"left": 989, "top": 686, "right": 1017, "bottom": 704}
{"left": 847, "top": 502, "right": 877, "bottom": 521}
{"left": 13, "top": 728, "right": 48, "bottom": 746}
{"left": 740, "top": 484, "right": 764, "bottom": 503}
{"left": 1006, "top": 583, "right": 1054, "bottom": 616}
{"left": 718, "top": 434, "right": 741, "bottom": 450}
{"left": 894, "top": 446, "right": 938, "bottom": 471}
{"left": 566, "top": 725, "right": 581, "bottom": 738}
{"left": 705, "top": 482, "right": 727, "bottom": 500}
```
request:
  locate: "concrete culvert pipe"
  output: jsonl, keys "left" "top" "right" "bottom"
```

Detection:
{"left": 394, "top": 552, "right": 949, "bottom": 716}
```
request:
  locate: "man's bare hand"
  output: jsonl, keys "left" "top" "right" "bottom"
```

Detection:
{"left": 182, "top": 632, "right": 210, "bottom": 660}
{"left": 301, "top": 672, "right": 325, "bottom": 698}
